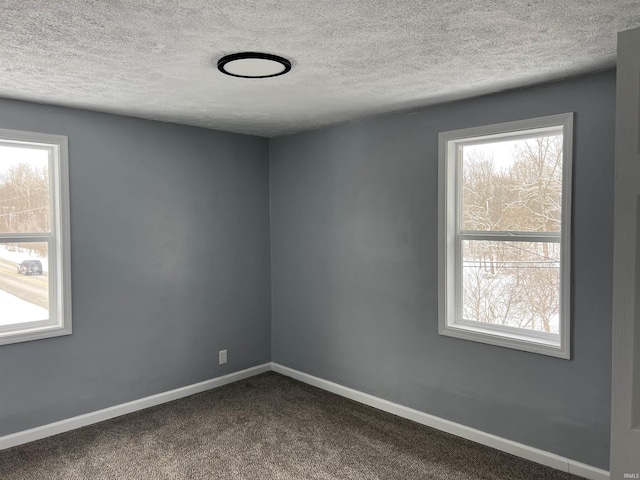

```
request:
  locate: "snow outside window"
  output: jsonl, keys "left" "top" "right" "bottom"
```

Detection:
{"left": 0, "top": 129, "right": 71, "bottom": 345}
{"left": 438, "top": 114, "right": 573, "bottom": 358}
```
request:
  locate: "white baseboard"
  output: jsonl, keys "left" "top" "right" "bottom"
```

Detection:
{"left": 0, "top": 363, "right": 271, "bottom": 451}
{"left": 0, "top": 361, "right": 610, "bottom": 480}
{"left": 271, "top": 363, "right": 610, "bottom": 480}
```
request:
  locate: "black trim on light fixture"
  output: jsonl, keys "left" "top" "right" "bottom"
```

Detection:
{"left": 217, "top": 52, "right": 292, "bottom": 78}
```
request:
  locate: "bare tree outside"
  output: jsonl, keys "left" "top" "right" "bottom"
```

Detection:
{"left": 0, "top": 146, "right": 50, "bottom": 256}
{"left": 460, "top": 135, "right": 563, "bottom": 333}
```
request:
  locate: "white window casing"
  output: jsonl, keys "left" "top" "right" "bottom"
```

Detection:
{"left": 0, "top": 129, "right": 72, "bottom": 346}
{"left": 438, "top": 113, "right": 573, "bottom": 359}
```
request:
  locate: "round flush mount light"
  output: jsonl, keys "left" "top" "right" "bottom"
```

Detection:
{"left": 217, "top": 52, "right": 292, "bottom": 79}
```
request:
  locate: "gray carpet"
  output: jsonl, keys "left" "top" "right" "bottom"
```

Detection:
{"left": 0, "top": 372, "right": 582, "bottom": 479}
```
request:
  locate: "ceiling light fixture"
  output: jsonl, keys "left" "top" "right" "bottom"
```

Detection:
{"left": 217, "top": 52, "right": 292, "bottom": 79}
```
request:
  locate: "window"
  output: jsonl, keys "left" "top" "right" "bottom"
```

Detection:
{"left": 438, "top": 114, "right": 573, "bottom": 358}
{"left": 0, "top": 129, "right": 71, "bottom": 345}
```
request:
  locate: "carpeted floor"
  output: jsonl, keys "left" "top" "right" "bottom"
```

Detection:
{"left": 0, "top": 372, "right": 582, "bottom": 480}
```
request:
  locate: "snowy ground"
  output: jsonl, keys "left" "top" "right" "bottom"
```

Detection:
{"left": 0, "top": 290, "right": 48, "bottom": 325}
{"left": 0, "top": 245, "right": 48, "bottom": 272}
{"left": 463, "top": 263, "right": 560, "bottom": 334}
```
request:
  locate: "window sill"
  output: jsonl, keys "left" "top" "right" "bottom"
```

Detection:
{"left": 439, "top": 321, "right": 569, "bottom": 359}
{"left": 0, "top": 322, "right": 71, "bottom": 346}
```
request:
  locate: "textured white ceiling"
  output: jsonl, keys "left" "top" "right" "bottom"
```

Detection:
{"left": 1, "top": 1, "right": 638, "bottom": 137}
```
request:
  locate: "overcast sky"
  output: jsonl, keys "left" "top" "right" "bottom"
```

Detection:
{"left": 0, "top": 145, "right": 48, "bottom": 174}
{"left": 463, "top": 135, "right": 562, "bottom": 171}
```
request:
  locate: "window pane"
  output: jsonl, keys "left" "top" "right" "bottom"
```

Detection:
{"left": 462, "top": 240, "right": 560, "bottom": 333}
{"left": 0, "top": 145, "right": 51, "bottom": 233}
{"left": 0, "top": 242, "right": 49, "bottom": 326}
{"left": 461, "top": 135, "right": 563, "bottom": 232}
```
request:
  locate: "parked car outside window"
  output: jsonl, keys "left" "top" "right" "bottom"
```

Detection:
{"left": 17, "top": 260, "right": 43, "bottom": 276}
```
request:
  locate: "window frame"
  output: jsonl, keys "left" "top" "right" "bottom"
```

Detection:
{"left": 0, "top": 128, "right": 72, "bottom": 346}
{"left": 438, "top": 113, "right": 573, "bottom": 359}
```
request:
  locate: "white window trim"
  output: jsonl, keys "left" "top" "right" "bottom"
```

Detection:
{"left": 438, "top": 113, "right": 573, "bottom": 359}
{"left": 0, "top": 129, "right": 72, "bottom": 346}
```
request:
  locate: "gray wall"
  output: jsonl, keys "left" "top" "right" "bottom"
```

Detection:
{"left": 0, "top": 99, "right": 271, "bottom": 436}
{"left": 270, "top": 71, "right": 615, "bottom": 469}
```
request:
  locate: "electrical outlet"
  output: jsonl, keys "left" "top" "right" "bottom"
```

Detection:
{"left": 219, "top": 349, "right": 227, "bottom": 365}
